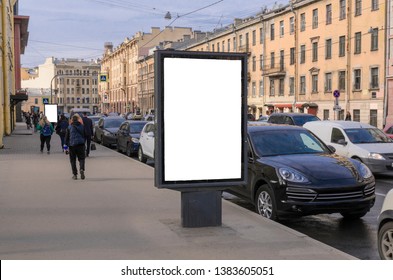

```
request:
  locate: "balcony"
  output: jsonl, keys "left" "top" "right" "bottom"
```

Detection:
{"left": 263, "top": 65, "right": 286, "bottom": 77}
{"left": 238, "top": 45, "right": 251, "bottom": 55}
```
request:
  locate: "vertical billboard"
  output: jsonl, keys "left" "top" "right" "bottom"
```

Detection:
{"left": 44, "top": 104, "right": 58, "bottom": 123}
{"left": 155, "top": 50, "right": 248, "bottom": 189}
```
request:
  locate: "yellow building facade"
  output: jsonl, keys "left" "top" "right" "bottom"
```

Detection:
{"left": 100, "top": 27, "right": 194, "bottom": 115}
{"left": 183, "top": 0, "right": 385, "bottom": 127}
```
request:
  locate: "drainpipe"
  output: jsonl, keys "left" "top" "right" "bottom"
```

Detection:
{"left": 345, "top": 0, "right": 352, "bottom": 118}
{"left": 291, "top": 3, "right": 297, "bottom": 113}
{"left": 383, "top": 2, "right": 389, "bottom": 127}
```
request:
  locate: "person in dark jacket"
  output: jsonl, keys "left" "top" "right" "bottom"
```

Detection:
{"left": 82, "top": 112, "right": 94, "bottom": 157}
{"left": 65, "top": 114, "right": 86, "bottom": 180}
{"left": 55, "top": 114, "right": 69, "bottom": 152}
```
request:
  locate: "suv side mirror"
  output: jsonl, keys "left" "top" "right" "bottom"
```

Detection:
{"left": 337, "top": 139, "right": 347, "bottom": 146}
{"left": 327, "top": 145, "right": 336, "bottom": 153}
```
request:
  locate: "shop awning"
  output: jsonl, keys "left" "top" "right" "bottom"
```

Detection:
{"left": 273, "top": 103, "right": 304, "bottom": 109}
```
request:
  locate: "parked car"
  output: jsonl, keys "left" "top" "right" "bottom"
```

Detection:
{"left": 70, "top": 108, "right": 92, "bottom": 117}
{"left": 257, "top": 115, "right": 269, "bottom": 122}
{"left": 228, "top": 123, "right": 376, "bottom": 221}
{"left": 94, "top": 116, "right": 125, "bottom": 147}
{"left": 267, "top": 112, "right": 320, "bottom": 126}
{"left": 138, "top": 121, "right": 155, "bottom": 163}
{"left": 247, "top": 114, "right": 256, "bottom": 121}
{"left": 377, "top": 189, "right": 393, "bottom": 260}
{"left": 88, "top": 115, "right": 101, "bottom": 135}
{"left": 116, "top": 120, "right": 148, "bottom": 157}
{"left": 383, "top": 123, "right": 393, "bottom": 139}
{"left": 304, "top": 121, "right": 393, "bottom": 174}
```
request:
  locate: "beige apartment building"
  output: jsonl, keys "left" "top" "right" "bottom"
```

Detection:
{"left": 53, "top": 58, "right": 101, "bottom": 114}
{"left": 100, "top": 27, "right": 194, "bottom": 115}
{"left": 22, "top": 57, "right": 101, "bottom": 115}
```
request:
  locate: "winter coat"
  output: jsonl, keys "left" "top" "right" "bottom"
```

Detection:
{"left": 55, "top": 120, "right": 69, "bottom": 136}
{"left": 36, "top": 122, "right": 54, "bottom": 135}
{"left": 66, "top": 121, "right": 85, "bottom": 147}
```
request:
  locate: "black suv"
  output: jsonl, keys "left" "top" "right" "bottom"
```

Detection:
{"left": 267, "top": 113, "right": 320, "bottom": 126}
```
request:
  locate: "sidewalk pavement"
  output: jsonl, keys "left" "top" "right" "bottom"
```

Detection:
{"left": 0, "top": 122, "right": 356, "bottom": 260}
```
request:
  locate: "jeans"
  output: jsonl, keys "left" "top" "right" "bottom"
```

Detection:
{"left": 85, "top": 135, "right": 92, "bottom": 156}
{"left": 69, "top": 144, "right": 85, "bottom": 175}
{"left": 40, "top": 135, "right": 51, "bottom": 151}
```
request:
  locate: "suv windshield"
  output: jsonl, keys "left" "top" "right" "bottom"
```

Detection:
{"left": 250, "top": 129, "right": 329, "bottom": 157}
{"left": 345, "top": 128, "right": 393, "bottom": 144}
{"left": 104, "top": 118, "right": 124, "bottom": 128}
{"left": 292, "top": 115, "right": 320, "bottom": 126}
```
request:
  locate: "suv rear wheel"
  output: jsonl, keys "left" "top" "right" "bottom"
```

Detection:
{"left": 138, "top": 146, "right": 147, "bottom": 163}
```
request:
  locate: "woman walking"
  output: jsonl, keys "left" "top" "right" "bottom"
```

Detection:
{"left": 65, "top": 114, "right": 86, "bottom": 180}
{"left": 36, "top": 116, "right": 54, "bottom": 154}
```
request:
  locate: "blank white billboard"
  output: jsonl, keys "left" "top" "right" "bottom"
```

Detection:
{"left": 44, "top": 104, "right": 58, "bottom": 123}
{"left": 163, "top": 58, "right": 242, "bottom": 181}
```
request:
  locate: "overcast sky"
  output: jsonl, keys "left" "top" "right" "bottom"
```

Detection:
{"left": 19, "top": 0, "right": 287, "bottom": 68}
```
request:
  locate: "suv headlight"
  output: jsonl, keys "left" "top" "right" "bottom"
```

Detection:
{"left": 358, "top": 162, "right": 373, "bottom": 179}
{"left": 368, "top": 152, "right": 385, "bottom": 160}
{"left": 278, "top": 167, "right": 309, "bottom": 183}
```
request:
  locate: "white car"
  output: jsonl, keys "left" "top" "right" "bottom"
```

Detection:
{"left": 378, "top": 189, "right": 393, "bottom": 260}
{"left": 138, "top": 121, "right": 155, "bottom": 163}
{"left": 304, "top": 121, "right": 393, "bottom": 174}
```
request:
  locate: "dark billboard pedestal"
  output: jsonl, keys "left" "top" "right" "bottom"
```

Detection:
{"left": 181, "top": 190, "right": 222, "bottom": 228}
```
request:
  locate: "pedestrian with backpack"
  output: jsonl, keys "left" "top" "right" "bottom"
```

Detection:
{"left": 65, "top": 114, "right": 86, "bottom": 180}
{"left": 36, "top": 116, "right": 54, "bottom": 154}
{"left": 55, "top": 114, "right": 69, "bottom": 152}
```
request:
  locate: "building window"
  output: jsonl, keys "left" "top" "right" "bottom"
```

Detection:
{"left": 252, "top": 30, "right": 256, "bottom": 46}
{"left": 270, "top": 23, "right": 275, "bottom": 40}
{"left": 290, "top": 17, "right": 294, "bottom": 34}
{"left": 354, "top": 69, "right": 362, "bottom": 90}
{"left": 217, "top": 42, "right": 220, "bottom": 52}
{"left": 228, "top": 39, "right": 231, "bottom": 52}
{"left": 34, "top": 98, "right": 38, "bottom": 104}
{"left": 300, "top": 76, "right": 306, "bottom": 94}
{"left": 312, "top": 42, "right": 318, "bottom": 62}
{"left": 370, "top": 67, "right": 379, "bottom": 89}
{"left": 212, "top": 44, "right": 215, "bottom": 52}
{"left": 355, "top": 0, "right": 362, "bottom": 16}
{"left": 289, "top": 77, "right": 295, "bottom": 96}
{"left": 290, "top": 47, "right": 295, "bottom": 65}
{"left": 312, "top": 74, "right": 318, "bottom": 93}
{"left": 259, "top": 80, "right": 264, "bottom": 96}
{"left": 339, "top": 0, "right": 346, "bottom": 20}
{"left": 371, "top": 28, "right": 378, "bottom": 51}
{"left": 269, "top": 79, "right": 275, "bottom": 96}
{"left": 222, "top": 41, "right": 225, "bottom": 52}
{"left": 259, "top": 28, "right": 264, "bottom": 44}
{"left": 372, "top": 0, "right": 379, "bottom": 11}
{"left": 370, "top": 109, "right": 377, "bottom": 127}
{"left": 252, "top": 56, "right": 256, "bottom": 72}
{"left": 252, "top": 81, "right": 256, "bottom": 97}
{"left": 355, "top": 32, "right": 362, "bottom": 54}
{"left": 260, "top": 55, "right": 263, "bottom": 70}
{"left": 312, "top": 9, "right": 318, "bottom": 29}
{"left": 339, "top": 71, "right": 346, "bottom": 90}
{"left": 270, "top": 52, "right": 275, "bottom": 68}
{"left": 323, "top": 110, "right": 330, "bottom": 120}
{"left": 339, "top": 36, "right": 346, "bottom": 57}
{"left": 279, "top": 78, "right": 284, "bottom": 96}
{"left": 325, "top": 39, "right": 332, "bottom": 59}
{"left": 300, "top": 45, "right": 305, "bottom": 64}
{"left": 326, "top": 4, "right": 332, "bottom": 25}
{"left": 280, "top": 20, "right": 284, "bottom": 37}
{"left": 325, "top": 72, "right": 332, "bottom": 92}
{"left": 300, "top": 13, "right": 306, "bottom": 31}
{"left": 233, "top": 37, "right": 237, "bottom": 51}
{"left": 353, "top": 109, "right": 360, "bottom": 122}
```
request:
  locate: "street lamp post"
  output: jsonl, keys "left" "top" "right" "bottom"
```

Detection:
{"left": 50, "top": 74, "right": 61, "bottom": 104}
